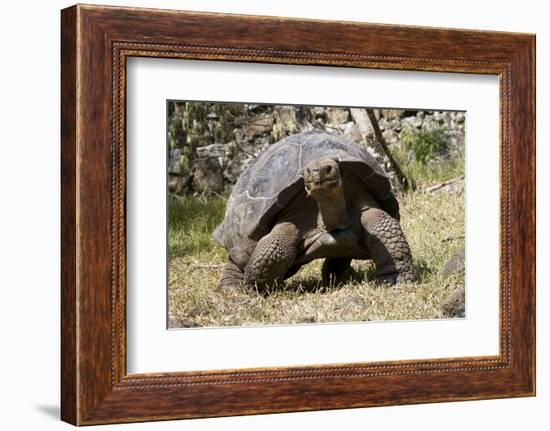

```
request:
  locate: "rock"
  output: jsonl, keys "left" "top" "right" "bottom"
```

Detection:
{"left": 349, "top": 108, "right": 374, "bottom": 141}
{"left": 233, "top": 127, "right": 246, "bottom": 143}
{"left": 192, "top": 158, "right": 224, "bottom": 194}
{"left": 382, "top": 130, "right": 399, "bottom": 145}
{"left": 324, "top": 123, "right": 347, "bottom": 134}
{"left": 168, "top": 176, "right": 190, "bottom": 194}
{"left": 299, "top": 118, "right": 315, "bottom": 132}
{"left": 224, "top": 140, "right": 237, "bottom": 158}
{"left": 196, "top": 143, "right": 226, "bottom": 158}
{"left": 273, "top": 106, "right": 297, "bottom": 127}
{"left": 312, "top": 107, "right": 325, "bottom": 117}
{"left": 366, "top": 146, "right": 380, "bottom": 159}
{"left": 421, "top": 116, "right": 439, "bottom": 132}
{"left": 223, "top": 160, "right": 242, "bottom": 184}
{"left": 272, "top": 106, "right": 299, "bottom": 140}
{"left": 432, "top": 111, "right": 444, "bottom": 121}
{"left": 442, "top": 287, "right": 465, "bottom": 318}
{"left": 442, "top": 248, "right": 465, "bottom": 277}
{"left": 168, "top": 149, "right": 183, "bottom": 175}
{"left": 243, "top": 114, "right": 274, "bottom": 138}
{"left": 378, "top": 118, "right": 396, "bottom": 130}
{"left": 326, "top": 107, "right": 350, "bottom": 124}
{"left": 381, "top": 109, "right": 405, "bottom": 120}
{"left": 167, "top": 176, "right": 179, "bottom": 193}
{"left": 343, "top": 122, "right": 362, "bottom": 144}
{"left": 402, "top": 116, "right": 423, "bottom": 128}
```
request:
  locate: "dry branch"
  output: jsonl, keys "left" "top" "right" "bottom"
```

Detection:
{"left": 189, "top": 260, "right": 224, "bottom": 271}
{"left": 441, "top": 235, "right": 465, "bottom": 243}
{"left": 425, "top": 175, "right": 465, "bottom": 193}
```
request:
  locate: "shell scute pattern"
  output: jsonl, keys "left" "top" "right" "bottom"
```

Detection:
{"left": 213, "top": 130, "right": 398, "bottom": 267}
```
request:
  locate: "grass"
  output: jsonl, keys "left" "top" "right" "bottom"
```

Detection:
{"left": 401, "top": 156, "right": 465, "bottom": 190}
{"left": 167, "top": 172, "right": 465, "bottom": 328}
{"left": 168, "top": 194, "right": 227, "bottom": 257}
{"left": 395, "top": 126, "right": 465, "bottom": 190}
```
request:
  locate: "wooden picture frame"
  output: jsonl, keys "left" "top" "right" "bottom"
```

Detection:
{"left": 61, "top": 4, "right": 535, "bottom": 425}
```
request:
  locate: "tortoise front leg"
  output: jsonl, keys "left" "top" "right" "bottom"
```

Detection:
{"left": 244, "top": 222, "right": 299, "bottom": 291}
{"left": 218, "top": 258, "right": 245, "bottom": 290}
{"left": 361, "top": 208, "right": 414, "bottom": 285}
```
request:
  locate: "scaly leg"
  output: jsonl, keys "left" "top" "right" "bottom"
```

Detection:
{"left": 218, "top": 258, "right": 245, "bottom": 290}
{"left": 361, "top": 208, "right": 414, "bottom": 284}
{"left": 244, "top": 222, "right": 299, "bottom": 291}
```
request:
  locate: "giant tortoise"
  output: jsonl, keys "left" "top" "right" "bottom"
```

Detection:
{"left": 213, "top": 129, "right": 414, "bottom": 290}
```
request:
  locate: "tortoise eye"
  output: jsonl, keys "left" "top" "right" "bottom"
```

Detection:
{"left": 325, "top": 165, "right": 332, "bottom": 173}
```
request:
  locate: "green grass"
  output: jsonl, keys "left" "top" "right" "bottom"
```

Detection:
{"left": 168, "top": 194, "right": 227, "bottom": 257}
{"left": 396, "top": 126, "right": 465, "bottom": 190}
{"left": 401, "top": 156, "right": 465, "bottom": 190}
{"left": 167, "top": 169, "right": 465, "bottom": 328}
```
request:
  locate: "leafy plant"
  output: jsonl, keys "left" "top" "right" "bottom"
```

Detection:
{"left": 392, "top": 125, "right": 464, "bottom": 190}
{"left": 401, "top": 125, "right": 447, "bottom": 164}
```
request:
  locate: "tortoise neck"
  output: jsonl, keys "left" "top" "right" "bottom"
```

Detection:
{"left": 313, "top": 185, "right": 349, "bottom": 231}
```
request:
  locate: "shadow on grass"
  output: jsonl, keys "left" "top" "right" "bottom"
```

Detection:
{"left": 283, "top": 263, "right": 377, "bottom": 294}
{"left": 282, "top": 258, "right": 434, "bottom": 294}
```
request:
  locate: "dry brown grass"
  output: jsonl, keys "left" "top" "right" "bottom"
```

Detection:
{"left": 167, "top": 186, "right": 465, "bottom": 328}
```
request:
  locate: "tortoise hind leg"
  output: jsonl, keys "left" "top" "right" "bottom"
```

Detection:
{"left": 244, "top": 222, "right": 299, "bottom": 291}
{"left": 361, "top": 208, "right": 414, "bottom": 285}
{"left": 218, "top": 258, "right": 244, "bottom": 290}
{"left": 322, "top": 257, "right": 352, "bottom": 286}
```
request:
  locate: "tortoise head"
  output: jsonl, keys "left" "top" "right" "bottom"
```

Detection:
{"left": 303, "top": 159, "right": 342, "bottom": 199}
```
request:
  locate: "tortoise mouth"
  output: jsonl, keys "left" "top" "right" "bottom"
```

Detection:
{"left": 304, "top": 178, "right": 341, "bottom": 195}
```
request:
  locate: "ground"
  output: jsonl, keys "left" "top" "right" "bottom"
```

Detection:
{"left": 167, "top": 180, "right": 465, "bottom": 328}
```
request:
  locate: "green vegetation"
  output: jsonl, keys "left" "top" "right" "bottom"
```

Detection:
{"left": 168, "top": 194, "right": 226, "bottom": 257}
{"left": 168, "top": 102, "right": 243, "bottom": 183}
{"left": 395, "top": 126, "right": 464, "bottom": 189}
{"left": 168, "top": 102, "right": 240, "bottom": 150}
{"left": 401, "top": 125, "right": 447, "bottom": 164}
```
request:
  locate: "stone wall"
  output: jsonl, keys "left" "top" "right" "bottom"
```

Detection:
{"left": 167, "top": 103, "right": 465, "bottom": 195}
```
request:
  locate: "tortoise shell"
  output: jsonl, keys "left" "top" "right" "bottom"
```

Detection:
{"left": 213, "top": 129, "right": 399, "bottom": 266}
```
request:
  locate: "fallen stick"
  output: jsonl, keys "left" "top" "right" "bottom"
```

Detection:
{"left": 426, "top": 175, "right": 465, "bottom": 193}
{"left": 189, "top": 260, "right": 224, "bottom": 270}
{"left": 441, "top": 235, "right": 465, "bottom": 243}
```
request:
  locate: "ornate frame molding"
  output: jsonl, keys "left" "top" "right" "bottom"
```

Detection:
{"left": 61, "top": 5, "right": 535, "bottom": 425}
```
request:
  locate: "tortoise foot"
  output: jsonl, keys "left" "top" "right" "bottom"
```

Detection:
{"left": 374, "top": 270, "right": 414, "bottom": 286}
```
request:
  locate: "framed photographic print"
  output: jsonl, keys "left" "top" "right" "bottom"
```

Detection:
{"left": 61, "top": 4, "right": 535, "bottom": 425}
